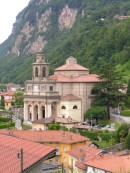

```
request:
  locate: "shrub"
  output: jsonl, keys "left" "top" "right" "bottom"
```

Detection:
{"left": 121, "top": 110, "right": 130, "bottom": 117}
{"left": 0, "top": 122, "right": 15, "bottom": 129}
{"left": 0, "top": 116, "right": 10, "bottom": 122}
{"left": 125, "top": 134, "right": 130, "bottom": 149}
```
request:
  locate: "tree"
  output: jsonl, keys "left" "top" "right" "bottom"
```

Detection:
{"left": 13, "top": 90, "right": 24, "bottom": 106}
{"left": 93, "top": 63, "right": 125, "bottom": 119}
{"left": 116, "top": 123, "right": 129, "bottom": 143}
{"left": 47, "top": 122, "right": 60, "bottom": 130}
{"left": 125, "top": 134, "right": 130, "bottom": 149}
{"left": 0, "top": 96, "right": 5, "bottom": 109}
{"left": 126, "top": 78, "right": 130, "bottom": 107}
{"left": 84, "top": 106, "right": 107, "bottom": 124}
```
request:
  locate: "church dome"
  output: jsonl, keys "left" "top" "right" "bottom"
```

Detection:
{"left": 66, "top": 56, "right": 77, "bottom": 64}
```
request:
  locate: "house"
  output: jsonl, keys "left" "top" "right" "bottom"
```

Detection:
{"left": 0, "top": 91, "right": 15, "bottom": 110}
{"left": 85, "top": 154, "right": 130, "bottom": 173}
{"left": 32, "top": 117, "right": 80, "bottom": 130}
{"left": 0, "top": 130, "right": 89, "bottom": 173}
{"left": 24, "top": 54, "right": 100, "bottom": 123}
{"left": 67, "top": 144, "right": 106, "bottom": 173}
{"left": 0, "top": 133, "right": 56, "bottom": 173}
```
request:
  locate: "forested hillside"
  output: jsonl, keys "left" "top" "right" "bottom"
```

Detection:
{"left": 0, "top": 0, "right": 130, "bottom": 83}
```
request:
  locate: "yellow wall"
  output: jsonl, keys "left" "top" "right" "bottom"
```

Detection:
{"left": 68, "top": 155, "right": 85, "bottom": 173}
{"left": 4, "top": 102, "right": 12, "bottom": 110}
{"left": 44, "top": 141, "right": 86, "bottom": 173}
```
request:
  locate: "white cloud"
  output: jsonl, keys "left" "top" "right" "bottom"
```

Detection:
{"left": 0, "top": 0, "right": 30, "bottom": 43}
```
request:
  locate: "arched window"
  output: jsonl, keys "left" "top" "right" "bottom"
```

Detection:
{"left": 73, "top": 105, "right": 78, "bottom": 109}
{"left": 42, "top": 66, "right": 46, "bottom": 77}
{"left": 35, "top": 67, "right": 38, "bottom": 77}
{"left": 61, "top": 106, "right": 66, "bottom": 109}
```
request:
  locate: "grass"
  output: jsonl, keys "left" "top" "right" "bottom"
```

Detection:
{"left": 121, "top": 110, "right": 130, "bottom": 117}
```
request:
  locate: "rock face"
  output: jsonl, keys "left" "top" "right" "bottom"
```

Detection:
{"left": 58, "top": 5, "right": 78, "bottom": 30}
{"left": 9, "top": 1, "right": 79, "bottom": 56}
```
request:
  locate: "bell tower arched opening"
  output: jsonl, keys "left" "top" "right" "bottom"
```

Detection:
{"left": 42, "top": 67, "right": 46, "bottom": 77}
{"left": 41, "top": 106, "right": 45, "bottom": 118}
{"left": 35, "top": 67, "right": 38, "bottom": 77}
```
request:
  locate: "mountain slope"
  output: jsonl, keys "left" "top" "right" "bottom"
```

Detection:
{"left": 0, "top": 0, "right": 130, "bottom": 83}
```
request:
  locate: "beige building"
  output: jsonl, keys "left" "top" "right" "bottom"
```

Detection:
{"left": 24, "top": 54, "right": 100, "bottom": 122}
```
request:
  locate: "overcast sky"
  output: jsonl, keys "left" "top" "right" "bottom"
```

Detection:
{"left": 0, "top": 0, "right": 30, "bottom": 44}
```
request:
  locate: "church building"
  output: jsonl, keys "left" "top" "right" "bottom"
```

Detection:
{"left": 24, "top": 54, "right": 100, "bottom": 122}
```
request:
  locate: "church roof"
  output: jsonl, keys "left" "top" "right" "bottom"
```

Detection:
{"left": 55, "top": 56, "right": 89, "bottom": 71}
{"left": 49, "top": 74, "right": 100, "bottom": 83}
{"left": 61, "top": 94, "right": 81, "bottom": 100}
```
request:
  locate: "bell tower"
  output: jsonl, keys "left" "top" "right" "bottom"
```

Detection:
{"left": 32, "top": 54, "right": 50, "bottom": 81}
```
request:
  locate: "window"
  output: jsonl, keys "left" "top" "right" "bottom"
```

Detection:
{"left": 35, "top": 67, "right": 38, "bottom": 77}
{"left": 55, "top": 156, "right": 59, "bottom": 163}
{"left": 73, "top": 105, "right": 78, "bottom": 109}
{"left": 63, "top": 157, "right": 66, "bottom": 162}
{"left": 42, "top": 66, "right": 46, "bottom": 77}
{"left": 28, "top": 86, "right": 32, "bottom": 91}
{"left": 61, "top": 106, "right": 66, "bottom": 109}
{"left": 50, "top": 86, "right": 53, "bottom": 91}
{"left": 63, "top": 146, "right": 66, "bottom": 152}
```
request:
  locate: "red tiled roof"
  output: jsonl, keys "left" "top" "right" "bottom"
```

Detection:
{"left": 0, "top": 133, "right": 55, "bottom": 173}
{"left": 55, "top": 63, "right": 89, "bottom": 71}
{"left": 67, "top": 144, "right": 103, "bottom": 170}
{"left": 86, "top": 155, "right": 130, "bottom": 173}
{"left": 67, "top": 144, "right": 102, "bottom": 159}
{"left": 0, "top": 91, "right": 15, "bottom": 96}
{"left": 62, "top": 94, "right": 81, "bottom": 100}
{"left": 49, "top": 74, "right": 100, "bottom": 83}
{"left": 0, "top": 130, "right": 89, "bottom": 144}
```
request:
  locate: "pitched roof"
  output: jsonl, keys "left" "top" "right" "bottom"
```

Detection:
{"left": 67, "top": 144, "right": 103, "bottom": 170}
{"left": 85, "top": 155, "right": 130, "bottom": 173}
{"left": 0, "top": 91, "right": 15, "bottom": 96}
{"left": 67, "top": 144, "right": 102, "bottom": 160}
{"left": 32, "top": 117, "right": 79, "bottom": 124}
{"left": 0, "top": 133, "right": 56, "bottom": 173}
{"left": 61, "top": 94, "right": 81, "bottom": 100}
{"left": 55, "top": 63, "right": 89, "bottom": 71}
{"left": 55, "top": 56, "right": 89, "bottom": 71}
{"left": 49, "top": 74, "right": 100, "bottom": 83}
{"left": 0, "top": 130, "right": 89, "bottom": 144}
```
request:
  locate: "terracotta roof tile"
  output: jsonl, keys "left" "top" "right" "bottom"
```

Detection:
{"left": 67, "top": 144, "right": 102, "bottom": 159}
{"left": 85, "top": 155, "right": 130, "bottom": 173}
{"left": 33, "top": 117, "right": 79, "bottom": 125}
{"left": 49, "top": 74, "right": 100, "bottom": 83}
{"left": 0, "top": 130, "right": 89, "bottom": 144}
{"left": 61, "top": 94, "right": 81, "bottom": 100}
{"left": 0, "top": 133, "right": 55, "bottom": 173}
{"left": 55, "top": 63, "right": 89, "bottom": 71}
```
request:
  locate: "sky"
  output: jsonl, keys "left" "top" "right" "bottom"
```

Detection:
{"left": 0, "top": 0, "right": 30, "bottom": 44}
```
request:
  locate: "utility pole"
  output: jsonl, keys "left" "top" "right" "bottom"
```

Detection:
{"left": 62, "top": 163, "right": 64, "bottom": 173}
{"left": 18, "top": 148, "right": 23, "bottom": 173}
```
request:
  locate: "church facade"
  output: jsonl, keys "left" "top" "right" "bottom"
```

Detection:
{"left": 24, "top": 54, "right": 100, "bottom": 122}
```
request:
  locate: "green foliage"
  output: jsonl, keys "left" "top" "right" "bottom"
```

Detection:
{"left": 0, "top": 96, "right": 5, "bottom": 109}
{"left": 0, "top": 116, "right": 10, "bottom": 122}
{"left": 121, "top": 110, "right": 130, "bottom": 117}
{"left": 1, "top": 0, "right": 130, "bottom": 83}
{"left": 0, "top": 122, "right": 15, "bottom": 129}
{"left": 78, "top": 129, "right": 117, "bottom": 147}
{"left": 84, "top": 106, "right": 107, "bottom": 124}
{"left": 47, "top": 122, "right": 60, "bottom": 130}
{"left": 13, "top": 90, "right": 24, "bottom": 106}
{"left": 116, "top": 123, "right": 129, "bottom": 142}
{"left": 93, "top": 63, "right": 125, "bottom": 119}
{"left": 125, "top": 134, "right": 130, "bottom": 149}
